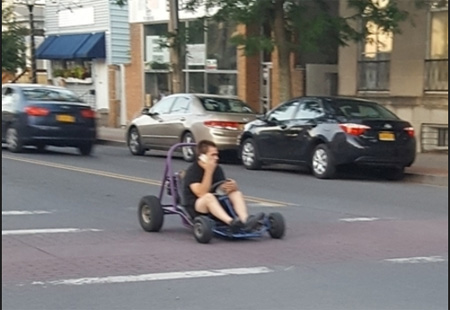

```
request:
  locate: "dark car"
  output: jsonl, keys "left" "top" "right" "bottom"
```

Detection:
{"left": 2, "top": 84, "right": 96, "bottom": 155}
{"left": 238, "top": 96, "right": 416, "bottom": 180}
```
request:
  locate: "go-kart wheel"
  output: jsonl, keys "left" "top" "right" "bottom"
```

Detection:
{"left": 193, "top": 216, "right": 213, "bottom": 244}
{"left": 268, "top": 212, "right": 285, "bottom": 239}
{"left": 138, "top": 195, "right": 164, "bottom": 232}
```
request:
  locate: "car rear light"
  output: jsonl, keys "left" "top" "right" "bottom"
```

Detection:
{"left": 81, "top": 109, "right": 96, "bottom": 118}
{"left": 25, "top": 106, "right": 50, "bottom": 116}
{"left": 339, "top": 123, "right": 371, "bottom": 136}
{"left": 404, "top": 126, "right": 415, "bottom": 137}
{"left": 204, "top": 120, "right": 240, "bottom": 130}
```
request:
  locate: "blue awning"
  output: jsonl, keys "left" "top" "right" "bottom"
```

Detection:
{"left": 36, "top": 33, "right": 106, "bottom": 60}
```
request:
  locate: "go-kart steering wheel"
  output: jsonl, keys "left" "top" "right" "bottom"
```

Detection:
{"left": 210, "top": 180, "right": 228, "bottom": 196}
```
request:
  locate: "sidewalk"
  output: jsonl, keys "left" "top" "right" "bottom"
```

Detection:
{"left": 96, "top": 126, "right": 448, "bottom": 187}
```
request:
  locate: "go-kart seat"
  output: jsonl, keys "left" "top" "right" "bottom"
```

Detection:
{"left": 174, "top": 170, "right": 197, "bottom": 220}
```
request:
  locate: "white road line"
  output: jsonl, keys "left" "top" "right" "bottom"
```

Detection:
{"left": 339, "top": 217, "right": 379, "bottom": 222}
{"left": 2, "top": 228, "right": 102, "bottom": 236}
{"left": 384, "top": 256, "right": 446, "bottom": 264}
{"left": 32, "top": 266, "right": 273, "bottom": 286}
{"left": 2, "top": 211, "right": 51, "bottom": 215}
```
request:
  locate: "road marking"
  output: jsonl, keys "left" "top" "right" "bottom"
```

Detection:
{"left": 2, "top": 210, "right": 51, "bottom": 215}
{"left": 32, "top": 266, "right": 273, "bottom": 286}
{"left": 340, "top": 217, "right": 379, "bottom": 222}
{"left": 2, "top": 155, "right": 288, "bottom": 207}
{"left": 384, "top": 256, "right": 446, "bottom": 264}
{"left": 2, "top": 228, "right": 102, "bottom": 236}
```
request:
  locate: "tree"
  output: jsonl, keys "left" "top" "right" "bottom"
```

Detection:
{"left": 2, "top": 0, "right": 27, "bottom": 74}
{"left": 183, "top": 0, "right": 415, "bottom": 103}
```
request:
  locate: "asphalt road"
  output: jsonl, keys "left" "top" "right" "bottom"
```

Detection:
{"left": 2, "top": 144, "right": 448, "bottom": 310}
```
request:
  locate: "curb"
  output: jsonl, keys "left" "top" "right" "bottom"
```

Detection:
{"left": 404, "top": 173, "right": 448, "bottom": 187}
{"left": 95, "top": 139, "right": 126, "bottom": 147}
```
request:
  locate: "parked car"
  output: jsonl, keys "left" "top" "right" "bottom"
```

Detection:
{"left": 2, "top": 84, "right": 97, "bottom": 155}
{"left": 127, "top": 93, "right": 258, "bottom": 161}
{"left": 238, "top": 96, "right": 416, "bottom": 180}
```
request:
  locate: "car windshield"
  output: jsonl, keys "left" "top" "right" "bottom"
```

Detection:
{"left": 22, "top": 87, "right": 83, "bottom": 102}
{"left": 330, "top": 99, "right": 399, "bottom": 120}
{"left": 199, "top": 97, "right": 255, "bottom": 114}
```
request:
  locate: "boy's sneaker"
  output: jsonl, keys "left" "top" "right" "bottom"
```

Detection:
{"left": 230, "top": 218, "right": 244, "bottom": 233}
{"left": 243, "top": 212, "right": 265, "bottom": 232}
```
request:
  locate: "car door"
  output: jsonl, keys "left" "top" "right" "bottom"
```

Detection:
{"left": 255, "top": 100, "right": 300, "bottom": 160}
{"left": 139, "top": 96, "right": 176, "bottom": 146}
{"left": 160, "top": 96, "right": 192, "bottom": 146}
{"left": 283, "top": 99, "right": 325, "bottom": 162}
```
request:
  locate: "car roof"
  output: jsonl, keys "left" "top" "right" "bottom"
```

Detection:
{"left": 288, "top": 96, "right": 378, "bottom": 104}
{"left": 2, "top": 83, "right": 69, "bottom": 91}
{"left": 167, "top": 93, "right": 240, "bottom": 100}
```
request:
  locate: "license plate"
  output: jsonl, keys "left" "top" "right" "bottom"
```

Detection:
{"left": 56, "top": 114, "right": 75, "bottom": 123}
{"left": 238, "top": 124, "right": 245, "bottom": 130}
{"left": 379, "top": 131, "right": 395, "bottom": 141}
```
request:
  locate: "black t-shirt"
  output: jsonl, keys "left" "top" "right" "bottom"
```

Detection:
{"left": 183, "top": 161, "right": 226, "bottom": 208}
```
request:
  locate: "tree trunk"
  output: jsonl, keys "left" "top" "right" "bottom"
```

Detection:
{"left": 273, "top": 0, "right": 292, "bottom": 103}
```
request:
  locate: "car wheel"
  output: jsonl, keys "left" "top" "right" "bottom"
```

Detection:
{"left": 128, "top": 127, "right": 145, "bottom": 156}
{"left": 311, "top": 144, "right": 336, "bottom": 179}
{"left": 138, "top": 195, "right": 164, "bottom": 232}
{"left": 193, "top": 216, "right": 214, "bottom": 244}
{"left": 181, "top": 132, "right": 196, "bottom": 162}
{"left": 241, "top": 138, "right": 261, "bottom": 170}
{"left": 385, "top": 166, "right": 405, "bottom": 181}
{"left": 78, "top": 142, "right": 93, "bottom": 156}
{"left": 6, "top": 126, "right": 23, "bottom": 153}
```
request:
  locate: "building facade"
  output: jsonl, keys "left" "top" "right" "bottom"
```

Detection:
{"left": 339, "top": 0, "right": 448, "bottom": 152}
{"left": 37, "top": 0, "right": 130, "bottom": 127}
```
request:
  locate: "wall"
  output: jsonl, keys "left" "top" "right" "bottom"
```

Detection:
{"left": 124, "top": 23, "right": 145, "bottom": 123}
{"left": 337, "top": 0, "right": 448, "bottom": 152}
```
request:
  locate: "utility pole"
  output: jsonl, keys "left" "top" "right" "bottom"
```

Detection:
{"left": 27, "top": 1, "right": 37, "bottom": 84}
{"left": 168, "top": 0, "right": 183, "bottom": 93}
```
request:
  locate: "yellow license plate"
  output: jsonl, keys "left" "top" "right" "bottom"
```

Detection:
{"left": 238, "top": 124, "right": 245, "bottom": 130}
{"left": 379, "top": 131, "right": 395, "bottom": 141}
{"left": 56, "top": 114, "right": 75, "bottom": 123}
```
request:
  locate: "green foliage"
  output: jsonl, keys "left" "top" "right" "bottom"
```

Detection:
{"left": 2, "top": 1, "right": 27, "bottom": 73}
{"left": 183, "top": 0, "right": 414, "bottom": 55}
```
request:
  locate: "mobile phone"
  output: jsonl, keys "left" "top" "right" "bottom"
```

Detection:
{"left": 199, "top": 154, "right": 208, "bottom": 163}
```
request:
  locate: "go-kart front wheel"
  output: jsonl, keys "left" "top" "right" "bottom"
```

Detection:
{"left": 193, "top": 216, "right": 213, "bottom": 244}
{"left": 268, "top": 212, "right": 285, "bottom": 239}
{"left": 138, "top": 195, "right": 164, "bottom": 232}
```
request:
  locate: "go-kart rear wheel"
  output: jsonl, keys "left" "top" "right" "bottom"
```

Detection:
{"left": 138, "top": 195, "right": 164, "bottom": 232}
{"left": 193, "top": 216, "right": 213, "bottom": 244}
{"left": 268, "top": 212, "right": 285, "bottom": 239}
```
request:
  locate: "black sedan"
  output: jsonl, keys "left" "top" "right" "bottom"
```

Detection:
{"left": 238, "top": 96, "right": 416, "bottom": 180}
{"left": 2, "top": 84, "right": 96, "bottom": 155}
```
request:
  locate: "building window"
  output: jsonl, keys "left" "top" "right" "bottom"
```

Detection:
{"left": 357, "top": 19, "right": 392, "bottom": 91}
{"left": 425, "top": 7, "right": 448, "bottom": 91}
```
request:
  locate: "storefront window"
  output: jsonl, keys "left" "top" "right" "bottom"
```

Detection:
{"left": 187, "top": 72, "right": 205, "bottom": 93}
{"left": 206, "top": 20, "right": 237, "bottom": 70}
{"left": 206, "top": 73, "right": 237, "bottom": 96}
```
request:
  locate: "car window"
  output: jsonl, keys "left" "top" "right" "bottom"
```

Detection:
{"left": 333, "top": 100, "right": 399, "bottom": 120}
{"left": 22, "top": 87, "right": 82, "bottom": 102}
{"left": 267, "top": 100, "right": 300, "bottom": 122}
{"left": 199, "top": 97, "right": 255, "bottom": 114}
{"left": 295, "top": 100, "right": 324, "bottom": 119}
{"left": 170, "top": 97, "right": 190, "bottom": 114}
{"left": 152, "top": 97, "right": 176, "bottom": 115}
{"left": 2, "top": 87, "right": 16, "bottom": 105}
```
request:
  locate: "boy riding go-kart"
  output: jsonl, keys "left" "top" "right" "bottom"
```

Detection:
{"left": 138, "top": 142, "right": 285, "bottom": 244}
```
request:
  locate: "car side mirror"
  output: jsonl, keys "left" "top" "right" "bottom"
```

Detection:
{"left": 141, "top": 107, "right": 150, "bottom": 115}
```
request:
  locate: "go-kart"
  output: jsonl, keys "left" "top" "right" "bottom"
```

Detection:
{"left": 138, "top": 142, "right": 286, "bottom": 244}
